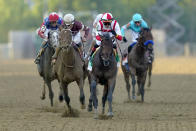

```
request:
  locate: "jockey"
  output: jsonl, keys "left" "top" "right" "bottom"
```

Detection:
{"left": 52, "top": 13, "right": 89, "bottom": 62}
{"left": 87, "top": 13, "right": 122, "bottom": 71}
{"left": 34, "top": 12, "right": 63, "bottom": 64}
{"left": 121, "top": 13, "right": 153, "bottom": 70}
{"left": 87, "top": 13, "right": 103, "bottom": 56}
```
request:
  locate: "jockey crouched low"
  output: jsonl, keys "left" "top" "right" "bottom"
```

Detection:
{"left": 87, "top": 13, "right": 122, "bottom": 71}
{"left": 121, "top": 13, "right": 154, "bottom": 71}
{"left": 52, "top": 13, "right": 89, "bottom": 63}
{"left": 34, "top": 12, "right": 63, "bottom": 64}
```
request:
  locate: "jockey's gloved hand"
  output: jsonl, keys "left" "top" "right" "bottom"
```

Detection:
{"left": 123, "top": 37, "right": 127, "bottom": 43}
{"left": 111, "top": 30, "right": 117, "bottom": 36}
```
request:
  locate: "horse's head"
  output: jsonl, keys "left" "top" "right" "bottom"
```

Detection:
{"left": 59, "top": 29, "right": 72, "bottom": 50}
{"left": 99, "top": 33, "right": 114, "bottom": 67}
{"left": 138, "top": 28, "right": 154, "bottom": 51}
{"left": 48, "top": 30, "right": 59, "bottom": 48}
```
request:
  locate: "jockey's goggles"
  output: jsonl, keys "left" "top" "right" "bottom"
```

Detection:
{"left": 134, "top": 21, "right": 141, "bottom": 24}
{"left": 49, "top": 21, "right": 57, "bottom": 24}
{"left": 103, "top": 22, "right": 111, "bottom": 25}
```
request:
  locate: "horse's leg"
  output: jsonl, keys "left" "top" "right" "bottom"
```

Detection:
{"left": 140, "top": 73, "right": 147, "bottom": 102}
{"left": 123, "top": 71, "right": 131, "bottom": 100}
{"left": 45, "top": 80, "right": 54, "bottom": 106}
{"left": 88, "top": 75, "right": 93, "bottom": 112}
{"left": 40, "top": 81, "right": 46, "bottom": 100}
{"left": 147, "top": 64, "right": 152, "bottom": 88}
{"left": 76, "top": 79, "right": 85, "bottom": 109}
{"left": 61, "top": 82, "right": 71, "bottom": 111}
{"left": 90, "top": 79, "right": 98, "bottom": 119}
{"left": 58, "top": 80, "right": 64, "bottom": 102}
{"left": 131, "top": 74, "right": 136, "bottom": 100}
{"left": 107, "top": 77, "right": 116, "bottom": 117}
{"left": 102, "top": 84, "right": 108, "bottom": 114}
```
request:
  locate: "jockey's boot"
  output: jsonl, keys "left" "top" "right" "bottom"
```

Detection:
{"left": 114, "top": 49, "right": 120, "bottom": 67}
{"left": 52, "top": 46, "right": 61, "bottom": 64}
{"left": 87, "top": 44, "right": 99, "bottom": 71}
{"left": 34, "top": 41, "right": 47, "bottom": 64}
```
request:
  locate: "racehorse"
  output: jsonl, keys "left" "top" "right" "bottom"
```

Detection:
{"left": 88, "top": 33, "right": 117, "bottom": 118}
{"left": 53, "top": 29, "right": 86, "bottom": 112}
{"left": 127, "top": 28, "right": 153, "bottom": 102}
{"left": 37, "top": 30, "right": 63, "bottom": 106}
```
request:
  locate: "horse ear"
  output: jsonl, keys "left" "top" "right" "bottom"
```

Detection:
{"left": 59, "top": 25, "right": 63, "bottom": 32}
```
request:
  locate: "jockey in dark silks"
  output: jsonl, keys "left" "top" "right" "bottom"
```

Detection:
{"left": 34, "top": 12, "right": 63, "bottom": 64}
{"left": 121, "top": 13, "right": 154, "bottom": 71}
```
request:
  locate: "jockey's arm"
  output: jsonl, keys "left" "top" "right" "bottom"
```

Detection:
{"left": 95, "top": 23, "right": 102, "bottom": 41}
{"left": 121, "top": 23, "right": 130, "bottom": 37}
{"left": 114, "top": 22, "right": 122, "bottom": 41}
{"left": 81, "top": 24, "right": 90, "bottom": 39}
{"left": 38, "top": 22, "right": 47, "bottom": 39}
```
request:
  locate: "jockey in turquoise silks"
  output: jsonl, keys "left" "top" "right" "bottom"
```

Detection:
{"left": 121, "top": 13, "right": 154, "bottom": 71}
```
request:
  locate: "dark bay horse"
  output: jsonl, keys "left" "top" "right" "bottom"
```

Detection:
{"left": 37, "top": 30, "right": 63, "bottom": 106}
{"left": 53, "top": 29, "right": 86, "bottom": 112}
{"left": 121, "top": 48, "right": 153, "bottom": 100}
{"left": 128, "top": 28, "right": 154, "bottom": 102}
{"left": 88, "top": 34, "right": 117, "bottom": 118}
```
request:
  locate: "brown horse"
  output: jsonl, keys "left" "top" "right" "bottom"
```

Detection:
{"left": 88, "top": 33, "right": 117, "bottom": 118}
{"left": 53, "top": 29, "right": 86, "bottom": 112}
{"left": 127, "top": 28, "right": 153, "bottom": 102}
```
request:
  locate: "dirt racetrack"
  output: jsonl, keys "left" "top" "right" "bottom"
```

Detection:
{"left": 0, "top": 58, "right": 196, "bottom": 131}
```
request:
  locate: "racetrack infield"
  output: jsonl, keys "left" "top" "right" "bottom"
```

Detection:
{"left": 0, "top": 58, "right": 196, "bottom": 131}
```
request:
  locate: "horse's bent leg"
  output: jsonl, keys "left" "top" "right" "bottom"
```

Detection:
{"left": 147, "top": 64, "right": 152, "bottom": 88}
{"left": 107, "top": 78, "right": 116, "bottom": 117}
{"left": 131, "top": 74, "right": 136, "bottom": 100}
{"left": 123, "top": 72, "right": 131, "bottom": 100}
{"left": 77, "top": 79, "right": 85, "bottom": 109}
{"left": 90, "top": 79, "right": 98, "bottom": 118}
{"left": 58, "top": 81, "right": 64, "bottom": 102}
{"left": 46, "top": 81, "right": 54, "bottom": 106}
{"left": 40, "top": 81, "right": 46, "bottom": 100}
{"left": 102, "top": 85, "right": 108, "bottom": 114}
{"left": 88, "top": 75, "right": 93, "bottom": 112}
{"left": 140, "top": 82, "right": 145, "bottom": 102}
{"left": 61, "top": 82, "right": 71, "bottom": 110}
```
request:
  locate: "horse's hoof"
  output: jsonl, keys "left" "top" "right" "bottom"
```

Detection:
{"left": 81, "top": 104, "right": 86, "bottom": 109}
{"left": 94, "top": 114, "right": 98, "bottom": 119}
{"left": 58, "top": 95, "right": 63, "bottom": 102}
{"left": 40, "top": 96, "right": 45, "bottom": 100}
{"left": 88, "top": 105, "right": 92, "bottom": 112}
{"left": 107, "top": 112, "right": 113, "bottom": 117}
{"left": 132, "top": 95, "right": 136, "bottom": 100}
{"left": 94, "top": 109, "right": 98, "bottom": 119}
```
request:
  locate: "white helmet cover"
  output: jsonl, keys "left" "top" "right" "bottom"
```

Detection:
{"left": 64, "top": 13, "right": 75, "bottom": 25}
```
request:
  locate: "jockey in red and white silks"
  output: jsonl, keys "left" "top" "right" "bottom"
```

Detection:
{"left": 90, "top": 13, "right": 122, "bottom": 56}
{"left": 87, "top": 13, "right": 122, "bottom": 71}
